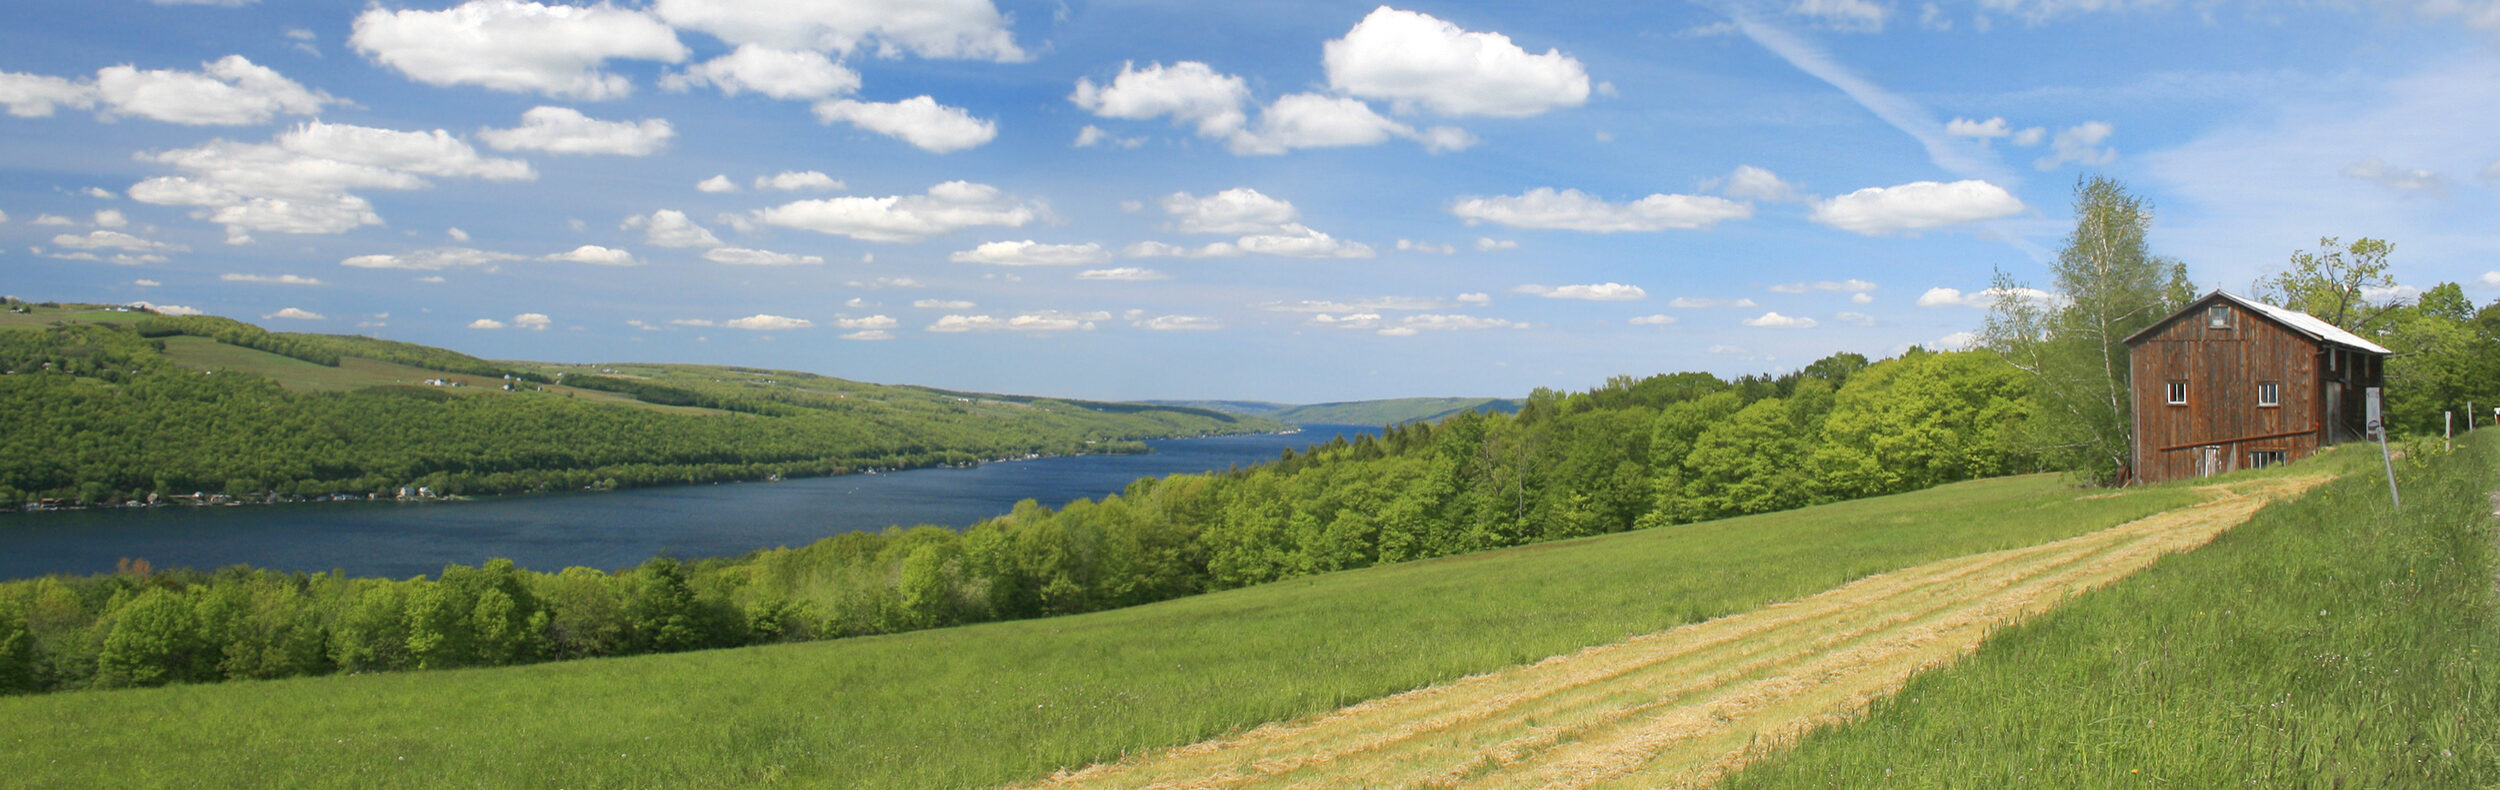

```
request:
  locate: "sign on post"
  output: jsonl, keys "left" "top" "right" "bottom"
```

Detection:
{"left": 2368, "top": 387, "right": 2398, "bottom": 510}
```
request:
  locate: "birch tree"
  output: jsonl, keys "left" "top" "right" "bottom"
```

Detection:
{"left": 1984, "top": 176, "right": 2192, "bottom": 485}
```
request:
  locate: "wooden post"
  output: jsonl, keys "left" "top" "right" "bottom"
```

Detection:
{"left": 2369, "top": 388, "right": 2398, "bottom": 510}
{"left": 2445, "top": 411, "right": 2453, "bottom": 451}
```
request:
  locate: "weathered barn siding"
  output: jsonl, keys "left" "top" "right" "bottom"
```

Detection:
{"left": 2126, "top": 292, "right": 2386, "bottom": 483}
{"left": 2130, "top": 303, "right": 2316, "bottom": 481}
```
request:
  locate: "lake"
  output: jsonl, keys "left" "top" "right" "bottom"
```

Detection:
{"left": 0, "top": 424, "right": 1380, "bottom": 581}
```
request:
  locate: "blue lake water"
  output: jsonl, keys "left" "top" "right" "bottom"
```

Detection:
{"left": 0, "top": 424, "right": 1379, "bottom": 581}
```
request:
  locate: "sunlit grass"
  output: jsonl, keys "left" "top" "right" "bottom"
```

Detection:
{"left": 0, "top": 472, "right": 2206, "bottom": 789}
{"left": 1720, "top": 436, "right": 2500, "bottom": 788}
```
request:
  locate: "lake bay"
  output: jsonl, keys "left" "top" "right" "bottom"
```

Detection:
{"left": 0, "top": 424, "right": 1379, "bottom": 580}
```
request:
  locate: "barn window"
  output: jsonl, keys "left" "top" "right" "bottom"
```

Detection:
{"left": 2257, "top": 381, "right": 2280, "bottom": 407}
{"left": 2166, "top": 381, "right": 2187, "bottom": 405}
{"left": 2248, "top": 450, "right": 2286, "bottom": 469}
{"left": 2207, "top": 305, "right": 2232, "bottom": 328}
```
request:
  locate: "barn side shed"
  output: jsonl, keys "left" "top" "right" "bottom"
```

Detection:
{"left": 2123, "top": 290, "right": 2389, "bottom": 483}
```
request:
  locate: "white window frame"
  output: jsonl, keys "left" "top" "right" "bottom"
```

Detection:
{"left": 2166, "top": 381, "right": 2188, "bottom": 405}
{"left": 2207, "top": 305, "right": 2232, "bottom": 328}
{"left": 2257, "top": 381, "right": 2280, "bottom": 407}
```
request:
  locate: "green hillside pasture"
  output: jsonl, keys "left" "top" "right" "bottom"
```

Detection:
{"left": 0, "top": 473, "right": 2208, "bottom": 789}
{"left": 0, "top": 305, "right": 147, "bottom": 329}
{"left": 1722, "top": 436, "right": 2500, "bottom": 788}
{"left": 156, "top": 336, "right": 714, "bottom": 412}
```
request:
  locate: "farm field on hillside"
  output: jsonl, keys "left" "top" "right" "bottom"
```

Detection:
{"left": 156, "top": 335, "right": 707, "bottom": 411}
{"left": 1023, "top": 475, "right": 2329, "bottom": 789}
{"left": 0, "top": 472, "right": 2211, "bottom": 789}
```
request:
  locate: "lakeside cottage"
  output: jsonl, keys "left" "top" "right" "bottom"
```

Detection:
{"left": 2124, "top": 290, "right": 2390, "bottom": 483}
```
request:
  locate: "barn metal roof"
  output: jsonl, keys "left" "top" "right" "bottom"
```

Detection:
{"left": 2126, "top": 290, "right": 2392, "bottom": 354}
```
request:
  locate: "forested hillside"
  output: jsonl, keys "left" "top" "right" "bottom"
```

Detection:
{"left": 1143, "top": 397, "right": 1522, "bottom": 426}
{"left": 0, "top": 308, "right": 1281, "bottom": 506}
{"left": 0, "top": 345, "right": 2038, "bottom": 694}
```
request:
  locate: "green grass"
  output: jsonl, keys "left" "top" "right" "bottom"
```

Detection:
{"left": 0, "top": 472, "right": 2206, "bottom": 789}
{"left": 0, "top": 304, "right": 147, "bottom": 329}
{"left": 1720, "top": 437, "right": 2500, "bottom": 788}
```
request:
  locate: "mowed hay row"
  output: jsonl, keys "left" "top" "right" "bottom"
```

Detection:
{"left": 1023, "top": 475, "right": 2330, "bottom": 790}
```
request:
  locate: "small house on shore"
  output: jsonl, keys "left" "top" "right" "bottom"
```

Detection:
{"left": 2125, "top": 291, "right": 2389, "bottom": 483}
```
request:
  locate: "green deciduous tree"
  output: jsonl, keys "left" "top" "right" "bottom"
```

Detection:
{"left": 2254, "top": 236, "right": 2399, "bottom": 333}
{"left": 1986, "top": 175, "right": 2193, "bottom": 484}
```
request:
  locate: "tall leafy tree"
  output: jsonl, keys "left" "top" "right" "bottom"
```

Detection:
{"left": 2254, "top": 236, "right": 2399, "bottom": 332}
{"left": 1985, "top": 176, "right": 2193, "bottom": 484}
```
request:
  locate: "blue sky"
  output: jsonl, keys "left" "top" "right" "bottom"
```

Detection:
{"left": 5, "top": 0, "right": 2498, "bottom": 403}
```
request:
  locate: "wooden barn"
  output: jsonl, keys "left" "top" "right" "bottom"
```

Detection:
{"left": 2124, "top": 290, "right": 2389, "bottom": 483}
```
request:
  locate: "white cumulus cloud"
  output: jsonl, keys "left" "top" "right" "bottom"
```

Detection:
{"left": 1077, "top": 267, "right": 1169, "bottom": 281}
{"left": 341, "top": 247, "right": 528, "bottom": 271}
{"left": 754, "top": 171, "right": 842, "bottom": 191}
{"left": 1322, "top": 6, "right": 1590, "bottom": 118}
{"left": 1071, "top": 61, "right": 1250, "bottom": 137}
{"left": 130, "top": 121, "right": 534, "bottom": 243}
{"left": 544, "top": 244, "right": 639, "bottom": 265}
{"left": 88, "top": 56, "right": 337, "bottom": 125}
{"left": 1768, "top": 279, "right": 1876, "bottom": 294}
{"left": 479, "top": 106, "right": 673, "bottom": 155}
{"left": 927, "top": 310, "right": 1110, "bottom": 333}
{"left": 1742, "top": 311, "right": 1818, "bottom": 328}
{"left": 1474, "top": 237, "right": 1516, "bottom": 251}
{"left": 221, "top": 273, "right": 323, "bottom": 285}
{"left": 1226, "top": 93, "right": 1412, "bottom": 155}
{"left": 949, "top": 240, "right": 1111, "bottom": 266}
{"left": 704, "top": 246, "right": 824, "bottom": 265}
{"left": 0, "top": 71, "right": 95, "bottom": 118}
{"left": 651, "top": 0, "right": 1025, "bottom": 62}
{"left": 1396, "top": 239, "right": 1457, "bottom": 254}
{"left": 812, "top": 96, "right": 996, "bottom": 153}
{"left": 1161, "top": 187, "right": 1298, "bottom": 234}
{"left": 1629, "top": 314, "right": 1678, "bottom": 325}
{"left": 754, "top": 180, "right": 1037, "bottom": 242}
{"left": 721, "top": 314, "right": 811, "bottom": 330}
{"left": 1916, "top": 285, "right": 2059, "bottom": 308}
{"left": 912, "top": 299, "right": 975, "bottom": 309}
{"left": 696, "top": 174, "right": 738, "bottom": 193}
{"left": 1668, "top": 296, "right": 1759, "bottom": 308}
{"left": 1135, "top": 314, "right": 1223, "bottom": 331}
{"left": 1808, "top": 180, "right": 2024, "bottom": 235}
{"left": 350, "top": 0, "right": 687, "bottom": 100}
{"left": 624, "top": 209, "right": 724, "bottom": 248}
{"left": 1512, "top": 282, "right": 1646, "bottom": 301}
{"left": 2341, "top": 156, "right": 2444, "bottom": 194}
{"left": 264, "top": 307, "right": 324, "bottom": 320}
{"left": 1715, "top": 165, "right": 1797, "bottom": 202}
{"left": 1260, "top": 297, "right": 1446, "bottom": 313}
{"left": 2034, "top": 121, "right": 2116, "bottom": 170}
{"left": 1452, "top": 187, "right": 1752, "bottom": 232}
{"left": 662, "top": 45, "right": 860, "bottom": 100}
{"left": 52, "top": 230, "right": 185, "bottom": 252}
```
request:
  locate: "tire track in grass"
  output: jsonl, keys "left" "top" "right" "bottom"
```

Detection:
{"left": 1018, "top": 475, "right": 2330, "bottom": 790}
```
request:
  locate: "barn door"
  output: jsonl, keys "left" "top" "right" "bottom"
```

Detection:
{"left": 2197, "top": 445, "right": 2222, "bottom": 478}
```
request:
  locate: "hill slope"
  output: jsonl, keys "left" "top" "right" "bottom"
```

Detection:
{"left": 1145, "top": 396, "right": 1522, "bottom": 425}
{"left": 0, "top": 304, "right": 1284, "bottom": 504}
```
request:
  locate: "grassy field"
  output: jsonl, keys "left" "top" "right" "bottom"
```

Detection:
{"left": 1722, "top": 435, "right": 2500, "bottom": 788}
{"left": 1023, "top": 475, "right": 2328, "bottom": 788}
{"left": 0, "top": 472, "right": 2207, "bottom": 788}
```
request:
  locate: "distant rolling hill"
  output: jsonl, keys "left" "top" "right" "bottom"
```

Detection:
{"left": 1149, "top": 396, "right": 1522, "bottom": 426}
